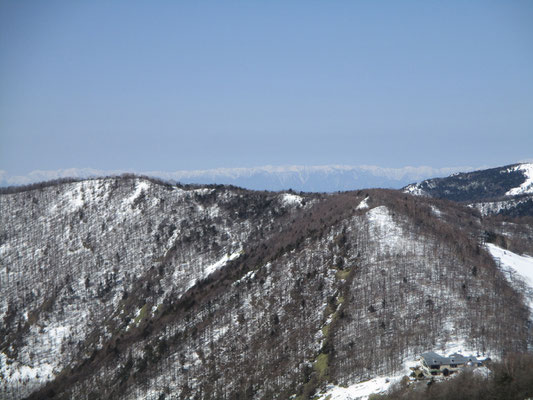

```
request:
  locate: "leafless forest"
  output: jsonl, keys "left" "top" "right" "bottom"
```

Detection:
{"left": 0, "top": 175, "right": 532, "bottom": 399}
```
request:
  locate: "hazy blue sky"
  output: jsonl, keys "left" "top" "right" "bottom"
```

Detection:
{"left": 1, "top": 1, "right": 532, "bottom": 177}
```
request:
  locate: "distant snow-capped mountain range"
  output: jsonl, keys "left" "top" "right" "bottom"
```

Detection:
{"left": 0, "top": 164, "right": 479, "bottom": 192}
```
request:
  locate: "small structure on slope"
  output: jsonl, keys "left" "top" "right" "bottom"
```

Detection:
{"left": 417, "top": 351, "right": 484, "bottom": 378}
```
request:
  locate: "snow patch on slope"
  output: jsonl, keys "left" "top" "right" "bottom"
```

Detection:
{"left": 505, "top": 163, "right": 533, "bottom": 196}
{"left": 281, "top": 193, "right": 303, "bottom": 206}
{"left": 181, "top": 250, "right": 243, "bottom": 294}
{"left": 356, "top": 197, "right": 369, "bottom": 210}
{"left": 67, "top": 184, "right": 84, "bottom": 211}
{"left": 366, "top": 206, "right": 406, "bottom": 255}
{"left": 126, "top": 180, "right": 150, "bottom": 205}
{"left": 316, "top": 356, "right": 418, "bottom": 400}
{"left": 0, "top": 352, "right": 54, "bottom": 388}
{"left": 204, "top": 250, "right": 242, "bottom": 276}
{"left": 469, "top": 198, "right": 528, "bottom": 216}
{"left": 486, "top": 243, "right": 533, "bottom": 286}
{"left": 403, "top": 183, "right": 427, "bottom": 196}
{"left": 318, "top": 376, "right": 401, "bottom": 400}
{"left": 48, "top": 179, "right": 112, "bottom": 215}
{"left": 486, "top": 243, "right": 533, "bottom": 309}
{"left": 430, "top": 205, "right": 442, "bottom": 218}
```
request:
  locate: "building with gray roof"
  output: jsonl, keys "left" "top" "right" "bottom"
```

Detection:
{"left": 419, "top": 351, "right": 483, "bottom": 377}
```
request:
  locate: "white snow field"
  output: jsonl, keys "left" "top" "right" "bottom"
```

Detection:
{"left": 280, "top": 192, "right": 304, "bottom": 206}
{"left": 505, "top": 163, "right": 533, "bottom": 196}
{"left": 356, "top": 196, "right": 369, "bottom": 210}
{"left": 486, "top": 243, "right": 533, "bottom": 309}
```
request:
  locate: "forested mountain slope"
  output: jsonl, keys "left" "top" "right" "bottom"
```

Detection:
{"left": 0, "top": 176, "right": 531, "bottom": 399}
{"left": 404, "top": 163, "right": 533, "bottom": 217}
